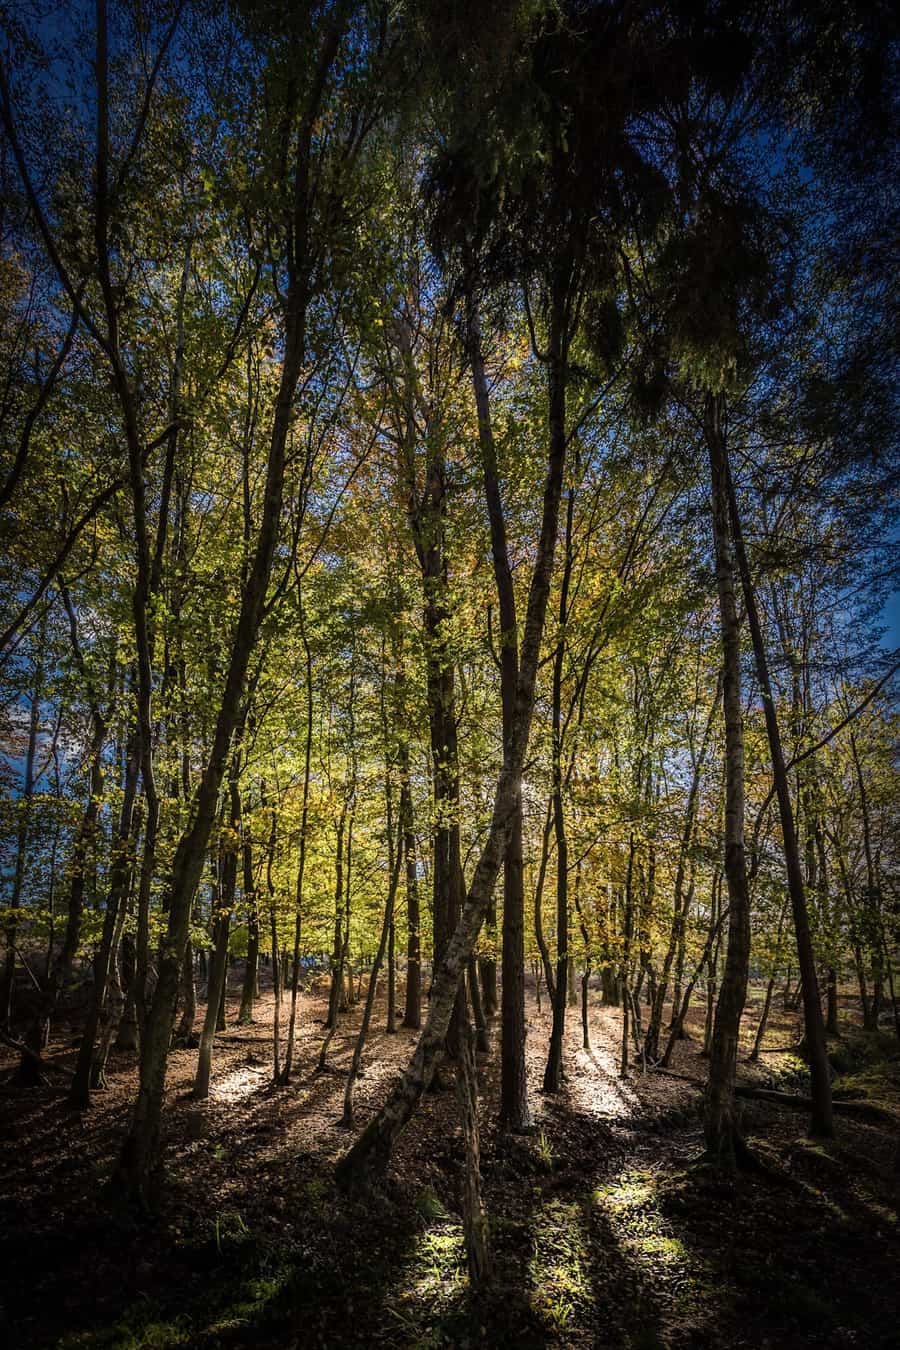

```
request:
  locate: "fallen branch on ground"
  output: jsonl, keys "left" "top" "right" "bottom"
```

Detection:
{"left": 651, "top": 1066, "right": 894, "bottom": 1123}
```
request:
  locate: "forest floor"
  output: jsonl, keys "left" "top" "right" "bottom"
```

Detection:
{"left": 2, "top": 971, "right": 899, "bottom": 1350}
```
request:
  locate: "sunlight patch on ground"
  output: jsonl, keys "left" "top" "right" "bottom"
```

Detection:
{"left": 211, "top": 1063, "right": 270, "bottom": 1102}
{"left": 528, "top": 1197, "right": 594, "bottom": 1336}
{"left": 569, "top": 1038, "right": 643, "bottom": 1120}
{"left": 384, "top": 1215, "right": 469, "bottom": 1343}
{"left": 593, "top": 1168, "right": 715, "bottom": 1332}
{"left": 592, "top": 1170, "right": 657, "bottom": 1212}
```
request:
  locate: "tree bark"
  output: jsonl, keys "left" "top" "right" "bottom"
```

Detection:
{"left": 336, "top": 267, "right": 570, "bottom": 1185}
{"left": 702, "top": 392, "right": 753, "bottom": 1168}
{"left": 466, "top": 294, "right": 529, "bottom": 1129}
{"left": 543, "top": 486, "right": 576, "bottom": 1096}
{"left": 725, "top": 446, "right": 833, "bottom": 1137}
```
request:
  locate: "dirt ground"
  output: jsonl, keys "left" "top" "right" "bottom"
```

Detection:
{"left": 2, "top": 970, "right": 899, "bottom": 1349}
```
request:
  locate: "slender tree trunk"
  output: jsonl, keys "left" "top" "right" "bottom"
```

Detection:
{"left": 457, "top": 978, "right": 492, "bottom": 1287}
{"left": 645, "top": 686, "right": 719, "bottom": 1062}
{"left": 337, "top": 268, "right": 570, "bottom": 1184}
{"left": 2, "top": 614, "right": 45, "bottom": 1026}
{"left": 326, "top": 806, "right": 348, "bottom": 1032}
{"left": 194, "top": 834, "right": 234, "bottom": 1101}
{"left": 703, "top": 392, "right": 753, "bottom": 1167}
{"left": 849, "top": 727, "right": 884, "bottom": 1031}
{"left": 573, "top": 864, "right": 591, "bottom": 1051}
{"left": 71, "top": 722, "right": 140, "bottom": 1106}
{"left": 20, "top": 615, "right": 109, "bottom": 1082}
{"left": 467, "top": 295, "right": 528, "bottom": 1129}
{"left": 116, "top": 925, "right": 138, "bottom": 1052}
{"left": 264, "top": 791, "right": 281, "bottom": 1082}
{"left": 400, "top": 764, "right": 421, "bottom": 1030}
{"left": 114, "top": 289, "right": 309, "bottom": 1205}
{"left": 619, "top": 839, "right": 636, "bottom": 1078}
{"left": 343, "top": 835, "right": 403, "bottom": 1126}
{"left": 386, "top": 917, "right": 396, "bottom": 1033}
{"left": 320, "top": 778, "right": 355, "bottom": 1071}
{"left": 661, "top": 894, "right": 728, "bottom": 1068}
{"left": 92, "top": 897, "right": 129, "bottom": 1088}
{"left": 750, "top": 976, "right": 775, "bottom": 1063}
{"left": 282, "top": 597, "right": 313, "bottom": 1082}
{"left": 238, "top": 793, "right": 259, "bottom": 1025}
{"left": 174, "top": 942, "right": 196, "bottom": 1047}
{"left": 725, "top": 442, "right": 832, "bottom": 1137}
{"left": 544, "top": 485, "right": 576, "bottom": 1096}
{"left": 533, "top": 800, "right": 557, "bottom": 1003}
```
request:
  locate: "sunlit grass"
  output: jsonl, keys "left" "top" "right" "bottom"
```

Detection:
{"left": 592, "top": 1169, "right": 657, "bottom": 1213}
{"left": 528, "top": 1198, "right": 592, "bottom": 1333}
{"left": 627, "top": 1232, "right": 687, "bottom": 1264}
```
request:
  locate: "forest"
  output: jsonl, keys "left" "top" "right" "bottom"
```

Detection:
{"left": 0, "top": 1, "right": 898, "bottom": 1347}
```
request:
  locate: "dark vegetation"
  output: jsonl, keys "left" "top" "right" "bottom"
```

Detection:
{"left": 3, "top": 975, "right": 899, "bottom": 1348}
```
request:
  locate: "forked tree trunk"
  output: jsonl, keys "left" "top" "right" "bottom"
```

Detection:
{"left": 336, "top": 271, "right": 569, "bottom": 1185}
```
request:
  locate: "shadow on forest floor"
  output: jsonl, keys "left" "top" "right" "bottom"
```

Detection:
{"left": 1, "top": 978, "right": 899, "bottom": 1348}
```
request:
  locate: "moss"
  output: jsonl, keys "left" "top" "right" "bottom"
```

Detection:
{"left": 592, "top": 1170, "right": 657, "bottom": 1213}
{"left": 58, "top": 1307, "right": 193, "bottom": 1349}
{"left": 528, "top": 1198, "right": 592, "bottom": 1330}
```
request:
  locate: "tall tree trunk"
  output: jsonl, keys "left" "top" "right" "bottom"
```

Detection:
{"left": 282, "top": 596, "right": 314, "bottom": 1082}
{"left": 386, "top": 916, "right": 396, "bottom": 1033}
{"left": 543, "top": 485, "right": 576, "bottom": 1096}
{"left": 533, "top": 800, "right": 558, "bottom": 1003}
{"left": 194, "top": 808, "right": 236, "bottom": 1101}
{"left": 114, "top": 284, "right": 307, "bottom": 1205}
{"left": 2, "top": 612, "right": 46, "bottom": 1026}
{"left": 20, "top": 604, "right": 109, "bottom": 1082}
{"left": 456, "top": 975, "right": 492, "bottom": 1287}
{"left": 466, "top": 295, "right": 528, "bottom": 1128}
{"left": 111, "top": 4, "right": 355, "bottom": 1201}
{"left": 238, "top": 792, "right": 259, "bottom": 1025}
{"left": 343, "top": 826, "right": 403, "bottom": 1126}
{"left": 645, "top": 684, "right": 719, "bottom": 1062}
{"left": 702, "top": 392, "right": 753, "bottom": 1167}
{"left": 337, "top": 266, "right": 570, "bottom": 1185}
{"left": 725, "top": 449, "right": 833, "bottom": 1137}
{"left": 263, "top": 789, "right": 281, "bottom": 1081}
{"left": 71, "top": 731, "right": 140, "bottom": 1107}
{"left": 326, "top": 805, "right": 348, "bottom": 1032}
{"left": 400, "top": 760, "right": 421, "bottom": 1030}
{"left": 849, "top": 727, "right": 884, "bottom": 1030}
